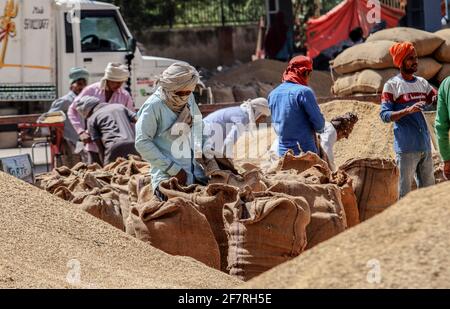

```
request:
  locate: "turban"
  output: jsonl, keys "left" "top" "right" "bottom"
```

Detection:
{"left": 101, "top": 63, "right": 129, "bottom": 88}
{"left": 69, "top": 67, "right": 89, "bottom": 84}
{"left": 76, "top": 96, "right": 101, "bottom": 119}
{"left": 157, "top": 62, "right": 200, "bottom": 113}
{"left": 390, "top": 42, "right": 416, "bottom": 68}
{"left": 282, "top": 56, "right": 313, "bottom": 86}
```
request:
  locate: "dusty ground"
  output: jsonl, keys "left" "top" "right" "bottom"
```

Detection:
{"left": 0, "top": 172, "right": 241, "bottom": 289}
{"left": 241, "top": 181, "right": 450, "bottom": 289}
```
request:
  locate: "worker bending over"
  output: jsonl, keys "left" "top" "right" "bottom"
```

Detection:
{"left": 76, "top": 96, "right": 138, "bottom": 165}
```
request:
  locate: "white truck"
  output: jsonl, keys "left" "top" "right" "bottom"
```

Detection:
{"left": 0, "top": 0, "right": 180, "bottom": 114}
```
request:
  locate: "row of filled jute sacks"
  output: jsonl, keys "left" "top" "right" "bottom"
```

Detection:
{"left": 36, "top": 152, "right": 400, "bottom": 281}
{"left": 331, "top": 27, "right": 450, "bottom": 96}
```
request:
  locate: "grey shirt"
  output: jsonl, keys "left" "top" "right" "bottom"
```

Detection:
{"left": 87, "top": 103, "right": 137, "bottom": 160}
{"left": 49, "top": 91, "right": 79, "bottom": 146}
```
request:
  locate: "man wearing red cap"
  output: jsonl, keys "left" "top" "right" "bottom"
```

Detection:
{"left": 380, "top": 42, "right": 437, "bottom": 199}
{"left": 269, "top": 56, "right": 325, "bottom": 156}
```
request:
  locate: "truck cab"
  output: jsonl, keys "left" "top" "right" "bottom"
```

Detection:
{"left": 0, "top": 0, "right": 181, "bottom": 113}
{"left": 56, "top": 0, "right": 178, "bottom": 109}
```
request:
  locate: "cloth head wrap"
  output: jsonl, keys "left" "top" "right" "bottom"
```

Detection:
{"left": 282, "top": 56, "right": 313, "bottom": 86}
{"left": 100, "top": 63, "right": 130, "bottom": 88}
{"left": 389, "top": 42, "right": 416, "bottom": 68}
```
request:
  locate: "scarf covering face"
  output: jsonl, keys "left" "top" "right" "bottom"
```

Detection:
{"left": 157, "top": 62, "right": 200, "bottom": 114}
{"left": 100, "top": 62, "right": 130, "bottom": 88}
{"left": 389, "top": 42, "right": 416, "bottom": 68}
{"left": 282, "top": 56, "right": 313, "bottom": 86}
{"left": 76, "top": 96, "right": 101, "bottom": 119}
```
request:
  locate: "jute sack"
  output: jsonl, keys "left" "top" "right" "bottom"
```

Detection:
{"left": 267, "top": 150, "right": 330, "bottom": 174}
{"left": 366, "top": 27, "right": 444, "bottom": 57}
{"left": 340, "top": 158, "right": 399, "bottom": 222}
{"left": 330, "top": 171, "right": 360, "bottom": 228}
{"left": 263, "top": 164, "right": 330, "bottom": 187}
{"left": 159, "top": 178, "right": 238, "bottom": 272}
{"left": 130, "top": 197, "right": 221, "bottom": 270}
{"left": 267, "top": 182, "right": 347, "bottom": 249}
{"left": 72, "top": 187, "right": 125, "bottom": 231}
{"left": 417, "top": 58, "right": 442, "bottom": 80}
{"left": 332, "top": 69, "right": 398, "bottom": 96}
{"left": 233, "top": 85, "right": 258, "bottom": 102}
{"left": 436, "top": 63, "right": 450, "bottom": 83}
{"left": 254, "top": 82, "right": 275, "bottom": 99}
{"left": 434, "top": 29, "right": 450, "bottom": 62}
{"left": 212, "top": 86, "right": 235, "bottom": 103}
{"left": 331, "top": 40, "right": 395, "bottom": 74}
{"left": 223, "top": 189, "right": 310, "bottom": 281}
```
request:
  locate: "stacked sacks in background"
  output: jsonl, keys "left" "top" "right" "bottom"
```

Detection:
{"left": 434, "top": 29, "right": 450, "bottom": 83}
{"left": 332, "top": 27, "right": 445, "bottom": 96}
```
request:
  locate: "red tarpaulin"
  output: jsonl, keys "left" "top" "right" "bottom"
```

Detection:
{"left": 306, "top": 0, "right": 406, "bottom": 59}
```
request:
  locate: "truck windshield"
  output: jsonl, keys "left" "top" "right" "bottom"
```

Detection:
{"left": 80, "top": 11, "right": 128, "bottom": 52}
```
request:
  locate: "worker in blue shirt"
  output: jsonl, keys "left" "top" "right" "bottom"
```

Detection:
{"left": 269, "top": 56, "right": 325, "bottom": 156}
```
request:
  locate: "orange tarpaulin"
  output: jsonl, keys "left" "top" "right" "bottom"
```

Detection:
{"left": 306, "top": 0, "right": 406, "bottom": 59}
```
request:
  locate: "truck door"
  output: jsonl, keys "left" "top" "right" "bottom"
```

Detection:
{"left": 76, "top": 10, "right": 130, "bottom": 85}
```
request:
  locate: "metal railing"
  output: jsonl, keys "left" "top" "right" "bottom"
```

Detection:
{"left": 146, "top": 0, "right": 266, "bottom": 28}
{"left": 379, "top": 0, "right": 407, "bottom": 11}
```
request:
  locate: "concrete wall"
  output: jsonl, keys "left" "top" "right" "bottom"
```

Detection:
{"left": 138, "top": 25, "right": 259, "bottom": 69}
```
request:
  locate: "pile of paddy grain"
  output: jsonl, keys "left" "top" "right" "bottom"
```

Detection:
{"left": 234, "top": 100, "right": 395, "bottom": 169}
{"left": 242, "top": 182, "right": 450, "bottom": 288}
{"left": 0, "top": 172, "right": 241, "bottom": 288}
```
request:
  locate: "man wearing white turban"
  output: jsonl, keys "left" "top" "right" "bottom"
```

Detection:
{"left": 135, "top": 62, "right": 208, "bottom": 200}
{"left": 68, "top": 62, "right": 135, "bottom": 164}
{"left": 203, "top": 98, "right": 271, "bottom": 157}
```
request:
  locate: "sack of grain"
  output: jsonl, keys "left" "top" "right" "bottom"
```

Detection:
{"left": 436, "top": 63, "right": 450, "bottom": 83}
{"left": 223, "top": 189, "right": 310, "bottom": 281}
{"left": 72, "top": 187, "right": 125, "bottom": 231}
{"left": 212, "top": 86, "right": 235, "bottom": 103}
{"left": 332, "top": 69, "right": 398, "bottom": 96}
{"left": 233, "top": 85, "right": 258, "bottom": 102}
{"left": 434, "top": 29, "right": 450, "bottom": 62}
{"left": 264, "top": 165, "right": 330, "bottom": 187}
{"left": 331, "top": 41, "right": 395, "bottom": 74}
{"left": 267, "top": 182, "right": 347, "bottom": 249}
{"left": 267, "top": 150, "right": 330, "bottom": 175}
{"left": 130, "top": 197, "right": 221, "bottom": 270}
{"left": 331, "top": 171, "right": 360, "bottom": 228}
{"left": 159, "top": 178, "right": 238, "bottom": 272}
{"left": 366, "top": 27, "right": 444, "bottom": 57}
{"left": 417, "top": 58, "right": 442, "bottom": 80}
{"left": 340, "top": 158, "right": 399, "bottom": 221}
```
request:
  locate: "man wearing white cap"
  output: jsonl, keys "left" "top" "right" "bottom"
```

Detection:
{"left": 68, "top": 62, "right": 135, "bottom": 164}
{"left": 135, "top": 62, "right": 208, "bottom": 200}
{"left": 203, "top": 98, "right": 270, "bottom": 158}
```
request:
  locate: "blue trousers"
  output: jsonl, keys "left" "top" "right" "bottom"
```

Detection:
{"left": 396, "top": 152, "right": 435, "bottom": 199}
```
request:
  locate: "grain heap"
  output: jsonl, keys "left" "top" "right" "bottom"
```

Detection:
{"left": 0, "top": 171, "right": 241, "bottom": 288}
{"left": 242, "top": 182, "right": 450, "bottom": 289}
{"left": 234, "top": 100, "right": 395, "bottom": 169}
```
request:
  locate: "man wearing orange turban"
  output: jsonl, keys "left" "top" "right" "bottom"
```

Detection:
{"left": 380, "top": 41, "right": 437, "bottom": 199}
{"left": 269, "top": 56, "right": 325, "bottom": 156}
